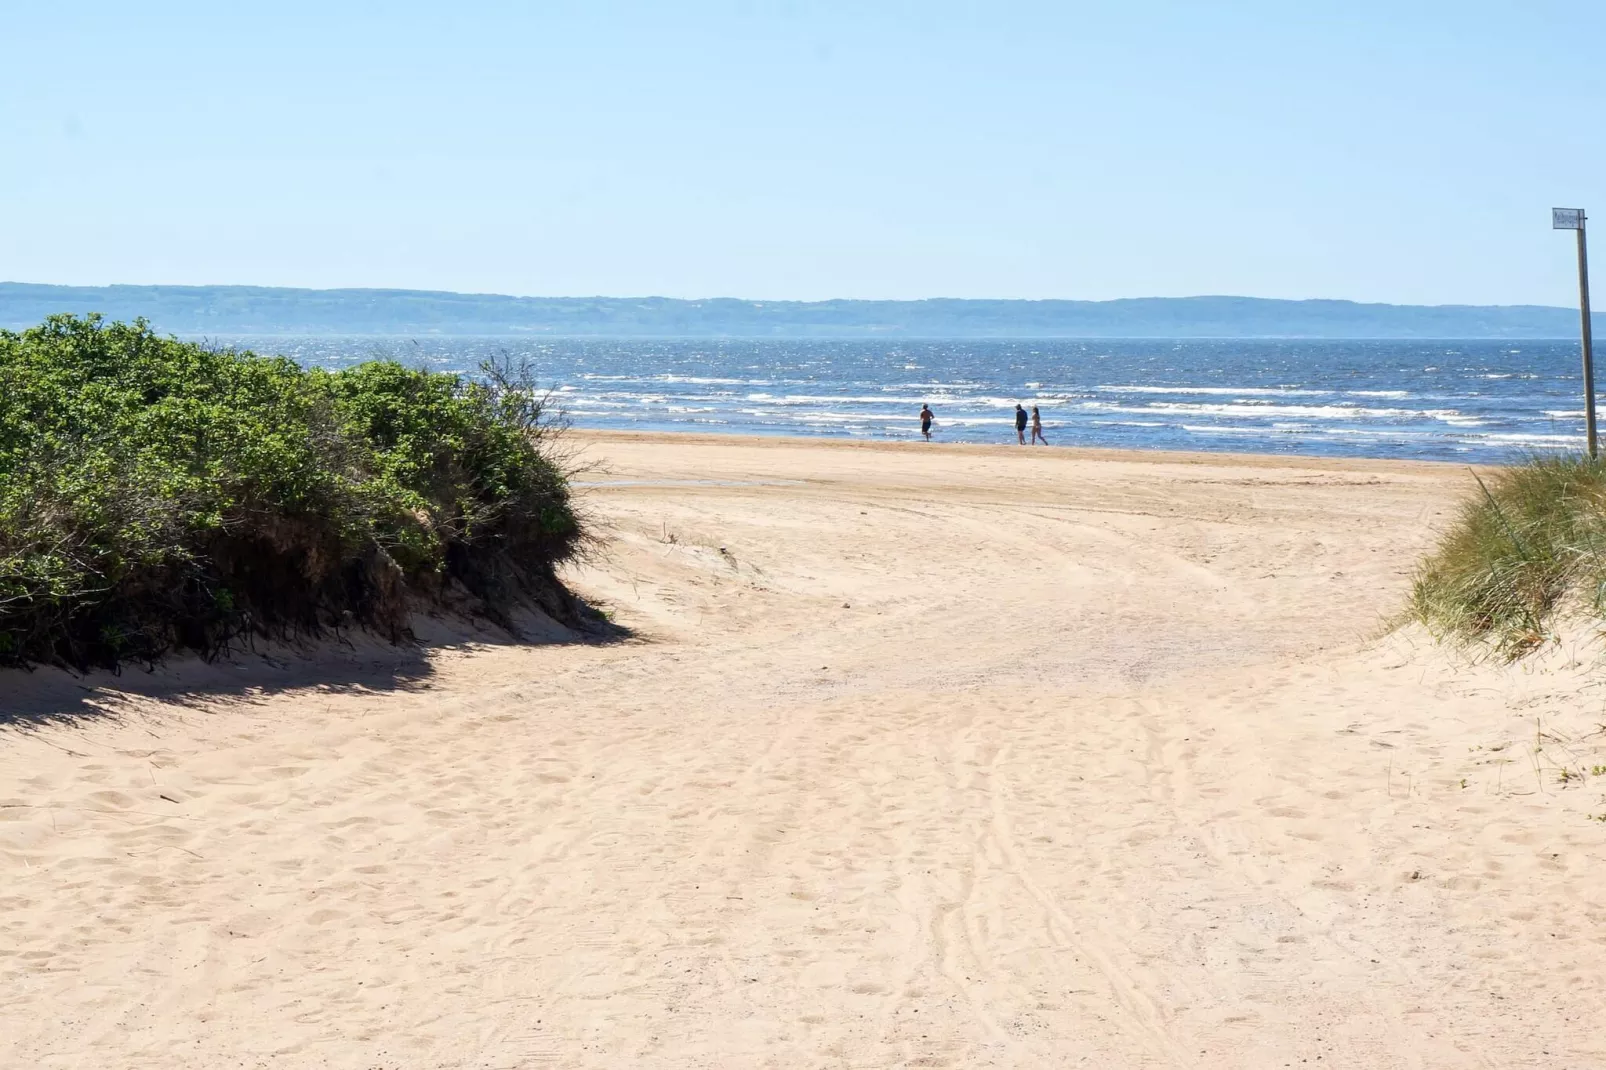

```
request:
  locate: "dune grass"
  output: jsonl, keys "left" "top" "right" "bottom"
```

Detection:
{"left": 1409, "top": 452, "right": 1606, "bottom": 657}
{"left": 0, "top": 314, "right": 588, "bottom": 670}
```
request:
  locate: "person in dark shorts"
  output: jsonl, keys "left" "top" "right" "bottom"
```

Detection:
{"left": 1014, "top": 403, "right": 1028, "bottom": 444}
{"left": 1030, "top": 405, "right": 1048, "bottom": 445}
{"left": 919, "top": 404, "right": 934, "bottom": 441}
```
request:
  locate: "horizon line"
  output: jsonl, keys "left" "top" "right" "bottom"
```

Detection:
{"left": 0, "top": 281, "right": 1579, "bottom": 313}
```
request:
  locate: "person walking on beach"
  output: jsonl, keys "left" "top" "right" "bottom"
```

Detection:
{"left": 1030, "top": 405, "right": 1048, "bottom": 445}
{"left": 1014, "top": 403, "right": 1028, "bottom": 444}
{"left": 919, "top": 403, "right": 934, "bottom": 441}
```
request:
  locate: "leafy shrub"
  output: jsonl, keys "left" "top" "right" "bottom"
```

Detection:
{"left": 1409, "top": 453, "right": 1606, "bottom": 657}
{"left": 0, "top": 314, "right": 586, "bottom": 669}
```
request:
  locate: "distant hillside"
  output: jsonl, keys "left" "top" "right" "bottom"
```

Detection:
{"left": 0, "top": 283, "right": 1587, "bottom": 338}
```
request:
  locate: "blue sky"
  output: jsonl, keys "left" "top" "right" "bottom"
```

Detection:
{"left": 2, "top": 1, "right": 1602, "bottom": 304}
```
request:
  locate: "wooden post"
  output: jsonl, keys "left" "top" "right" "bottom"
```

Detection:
{"left": 1576, "top": 218, "right": 1597, "bottom": 458}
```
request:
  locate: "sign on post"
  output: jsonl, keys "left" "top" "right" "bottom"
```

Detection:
{"left": 1555, "top": 208, "right": 1586, "bottom": 231}
{"left": 1553, "top": 208, "right": 1597, "bottom": 456}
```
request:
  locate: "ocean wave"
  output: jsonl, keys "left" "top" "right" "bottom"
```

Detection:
{"left": 1295, "top": 426, "right": 1444, "bottom": 439}
{"left": 652, "top": 375, "right": 773, "bottom": 385}
{"left": 559, "top": 399, "right": 639, "bottom": 410}
{"left": 1178, "top": 424, "right": 1282, "bottom": 437}
{"left": 1093, "top": 385, "right": 1415, "bottom": 403}
{"left": 1474, "top": 432, "right": 1583, "bottom": 447}
{"left": 1081, "top": 401, "right": 1465, "bottom": 421}
{"left": 790, "top": 411, "right": 913, "bottom": 423}
{"left": 745, "top": 392, "right": 1014, "bottom": 408}
{"left": 1097, "top": 384, "right": 1333, "bottom": 397}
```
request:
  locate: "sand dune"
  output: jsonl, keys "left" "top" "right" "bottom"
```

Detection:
{"left": 3, "top": 433, "right": 1604, "bottom": 1068}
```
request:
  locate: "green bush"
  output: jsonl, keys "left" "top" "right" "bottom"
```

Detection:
{"left": 1409, "top": 453, "right": 1606, "bottom": 657}
{"left": 0, "top": 314, "right": 586, "bottom": 670}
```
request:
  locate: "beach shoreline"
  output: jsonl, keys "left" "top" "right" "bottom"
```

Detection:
{"left": 3, "top": 434, "right": 1601, "bottom": 1068}
{"left": 568, "top": 426, "right": 1492, "bottom": 472}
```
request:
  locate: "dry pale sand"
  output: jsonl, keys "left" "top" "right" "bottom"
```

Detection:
{"left": 3, "top": 432, "right": 1605, "bottom": 1069}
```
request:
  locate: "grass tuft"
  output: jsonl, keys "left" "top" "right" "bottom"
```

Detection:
{"left": 1409, "top": 452, "right": 1606, "bottom": 658}
{"left": 0, "top": 314, "right": 590, "bottom": 670}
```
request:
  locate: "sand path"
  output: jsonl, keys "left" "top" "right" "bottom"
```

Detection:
{"left": 3, "top": 434, "right": 1604, "bottom": 1068}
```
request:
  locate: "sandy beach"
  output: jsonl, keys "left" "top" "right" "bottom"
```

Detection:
{"left": 3, "top": 432, "right": 1604, "bottom": 1068}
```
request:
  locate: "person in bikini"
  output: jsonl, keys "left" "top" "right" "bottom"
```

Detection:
{"left": 1030, "top": 405, "right": 1048, "bottom": 445}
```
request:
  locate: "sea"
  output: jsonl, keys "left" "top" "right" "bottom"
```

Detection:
{"left": 213, "top": 336, "right": 1597, "bottom": 464}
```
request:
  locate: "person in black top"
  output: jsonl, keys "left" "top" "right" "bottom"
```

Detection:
{"left": 1014, "top": 403, "right": 1028, "bottom": 444}
{"left": 919, "top": 404, "right": 934, "bottom": 441}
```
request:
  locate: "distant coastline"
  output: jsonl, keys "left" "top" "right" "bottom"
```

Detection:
{"left": 0, "top": 282, "right": 1590, "bottom": 339}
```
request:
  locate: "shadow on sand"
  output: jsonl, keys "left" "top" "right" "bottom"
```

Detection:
{"left": 0, "top": 605, "right": 632, "bottom": 731}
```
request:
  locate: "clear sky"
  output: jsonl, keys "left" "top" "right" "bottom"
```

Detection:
{"left": 2, "top": 1, "right": 1603, "bottom": 305}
